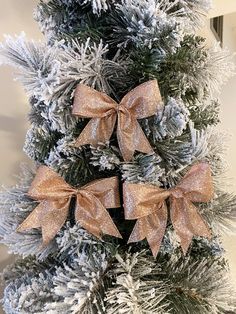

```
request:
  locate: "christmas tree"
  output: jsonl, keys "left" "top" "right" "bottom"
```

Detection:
{"left": 1, "top": 0, "right": 236, "bottom": 313}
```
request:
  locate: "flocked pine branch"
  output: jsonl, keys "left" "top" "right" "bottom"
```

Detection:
{"left": 122, "top": 122, "right": 212, "bottom": 187}
{"left": 34, "top": 0, "right": 211, "bottom": 47}
{"left": 109, "top": 0, "right": 185, "bottom": 52}
{"left": 0, "top": 165, "right": 57, "bottom": 259}
{"left": 207, "top": 131, "right": 230, "bottom": 178}
{"left": 105, "top": 250, "right": 236, "bottom": 314}
{"left": 121, "top": 153, "right": 164, "bottom": 185}
{"left": 105, "top": 251, "right": 170, "bottom": 313}
{"left": 167, "top": 36, "right": 235, "bottom": 100}
{"left": 161, "top": 228, "right": 224, "bottom": 257}
{"left": 160, "top": 253, "right": 236, "bottom": 313}
{"left": 172, "top": 0, "right": 212, "bottom": 29}
{"left": 141, "top": 97, "right": 190, "bottom": 142}
{"left": 35, "top": 0, "right": 96, "bottom": 42}
{"left": 2, "top": 255, "right": 55, "bottom": 285}
{"left": 90, "top": 143, "right": 121, "bottom": 171}
{"left": 44, "top": 135, "right": 95, "bottom": 186}
{"left": 24, "top": 123, "right": 59, "bottom": 163}
{"left": 128, "top": 35, "right": 234, "bottom": 104}
{"left": 201, "top": 43, "right": 235, "bottom": 96}
{"left": 54, "top": 38, "right": 127, "bottom": 99}
{"left": 44, "top": 253, "right": 109, "bottom": 313}
{"left": 82, "top": 0, "right": 112, "bottom": 14}
{"left": 188, "top": 99, "right": 220, "bottom": 129}
{"left": 55, "top": 222, "right": 117, "bottom": 263}
{"left": 200, "top": 190, "right": 236, "bottom": 234}
{"left": 3, "top": 248, "right": 109, "bottom": 314}
{"left": 2, "top": 223, "right": 115, "bottom": 313}
{"left": 0, "top": 33, "right": 61, "bottom": 102}
{"left": 27, "top": 95, "right": 78, "bottom": 135}
{"left": 0, "top": 34, "right": 127, "bottom": 105}
{"left": 3, "top": 271, "right": 57, "bottom": 314}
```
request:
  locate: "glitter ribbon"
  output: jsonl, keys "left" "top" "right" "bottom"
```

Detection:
{"left": 17, "top": 166, "right": 122, "bottom": 246}
{"left": 123, "top": 163, "right": 214, "bottom": 257}
{"left": 72, "top": 80, "right": 162, "bottom": 161}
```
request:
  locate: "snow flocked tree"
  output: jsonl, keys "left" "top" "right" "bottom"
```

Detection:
{"left": 1, "top": 0, "right": 236, "bottom": 313}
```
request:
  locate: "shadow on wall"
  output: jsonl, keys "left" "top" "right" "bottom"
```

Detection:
{"left": 0, "top": 113, "right": 29, "bottom": 181}
{"left": 0, "top": 66, "right": 31, "bottom": 186}
{"left": 0, "top": 1, "right": 41, "bottom": 42}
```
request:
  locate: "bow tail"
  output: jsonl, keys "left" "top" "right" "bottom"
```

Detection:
{"left": 17, "top": 199, "right": 70, "bottom": 246}
{"left": 128, "top": 203, "right": 168, "bottom": 258}
{"left": 170, "top": 198, "right": 211, "bottom": 254}
{"left": 75, "top": 115, "right": 116, "bottom": 147}
{"left": 17, "top": 202, "right": 46, "bottom": 231}
{"left": 75, "top": 194, "right": 122, "bottom": 239}
{"left": 117, "top": 114, "right": 154, "bottom": 161}
{"left": 185, "top": 198, "right": 212, "bottom": 238}
{"left": 134, "top": 122, "right": 154, "bottom": 155}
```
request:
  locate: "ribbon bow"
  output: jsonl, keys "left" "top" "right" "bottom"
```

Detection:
{"left": 17, "top": 166, "right": 122, "bottom": 245}
{"left": 72, "top": 80, "right": 162, "bottom": 161}
{"left": 123, "top": 163, "right": 214, "bottom": 257}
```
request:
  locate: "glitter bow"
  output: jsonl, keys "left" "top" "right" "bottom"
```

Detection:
{"left": 72, "top": 80, "right": 162, "bottom": 161}
{"left": 17, "top": 166, "right": 122, "bottom": 245}
{"left": 123, "top": 163, "right": 214, "bottom": 257}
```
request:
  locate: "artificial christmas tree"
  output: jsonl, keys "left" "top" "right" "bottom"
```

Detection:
{"left": 1, "top": 0, "right": 236, "bottom": 313}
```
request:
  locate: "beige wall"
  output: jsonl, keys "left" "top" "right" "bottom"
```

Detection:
{"left": 0, "top": 0, "right": 42, "bottom": 186}
{"left": 0, "top": 1, "right": 41, "bottom": 313}
{"left": 218, "top": 12, "right": 236, "bottom": 287}
{"left": 0, "top": 0, "right": 41, "bottom": 280}
{"left": 209, "top": 0, "right": 236, "bottom": 17}
{"left": 0, "top": 1, "right": 236, "bottom": 313}
{"left": 200, "top": 11, "right": 236, "bottom": 287}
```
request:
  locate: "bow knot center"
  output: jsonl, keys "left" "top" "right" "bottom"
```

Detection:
{"left": 170, "top": 188, "right": 184, "bottom": 199}
{"left": 74, "top": 188, "right": 87, "bottom": 196}
{"left": 116, "top": 103, "right": 128, "bottom": 115}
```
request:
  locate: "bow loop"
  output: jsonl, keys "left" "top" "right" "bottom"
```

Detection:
{"left": 73, "top": 84, "right": 117, "bottom": 118}
{"left": 175, "top": 162, "right": 214, "bottom": 203}
{"left": 120, "top": 80, "right": 162, "bottom": 119}
{"left": 17, "top": 199, "right": 71, "bottom": 246}
{"left": 72, "top": 80, "right": 163, "bottom": 161}
{"left": 18, "top": 166, "right": 122, "bottom": 245}
{"left": 28, "top": 166, "right": 75, "bottom": 200}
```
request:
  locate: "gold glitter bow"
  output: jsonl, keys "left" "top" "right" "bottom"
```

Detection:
{"left": 72, "top": 80, "right": 162, "bottom": 161}
{"left": 123, "top": 163, "right": 214, "bottom": 257}
{"left": 17, "top": 166, "right": 122, "bottom": 246}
